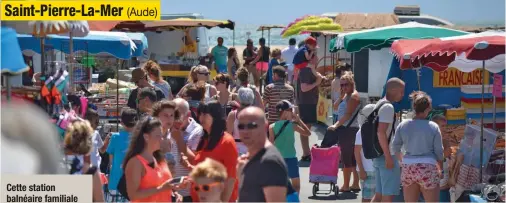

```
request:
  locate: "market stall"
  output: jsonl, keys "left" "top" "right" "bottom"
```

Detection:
{"left": 390, "top": 31, "right": 506, "bottom": 202}
{"left": 16, "top": 30, "right": 137, "bottom": 133}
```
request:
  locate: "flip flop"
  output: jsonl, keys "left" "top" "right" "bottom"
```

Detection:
{"left": 351, "top": 188, "right": 361, "bottom": 193}
{"left": 339, "top": 188, "right": 351, "bottom": 193}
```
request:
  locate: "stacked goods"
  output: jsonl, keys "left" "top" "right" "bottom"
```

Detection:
{"left": 444, "top": 124, "right": 466, "bottom": 153}
{"left": 106, "top": 78, "right": 136, "bottom": 89}
{"left": 461, "top": 85, "right": 505, "bottom": 130}
{"left": 89, "top": 83, "right": 107, "bottom": 94}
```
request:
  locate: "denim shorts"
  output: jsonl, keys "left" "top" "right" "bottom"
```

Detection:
{"left": 372, "top": 154, "right": 401, "bottom": 196}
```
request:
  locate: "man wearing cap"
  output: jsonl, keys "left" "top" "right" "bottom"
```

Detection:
{"left": 294, "top": 36, "right": 325, "bottom": 162}
{"left": 127, "top": 68, "right": 165, "bottom": 110}
{"left": 268, "top": 100, "right": 311, "bottom": 193}
{"left": 263, "top": 66, "right": 295, "bottom": 124}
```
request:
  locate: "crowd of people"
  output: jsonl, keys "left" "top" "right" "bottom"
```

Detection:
{"left": 2, "top": 35, "right": 453, "bottom": 203}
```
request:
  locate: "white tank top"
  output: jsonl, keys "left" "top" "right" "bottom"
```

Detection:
{"left": 233, "top": 110, "right": 248, "bottom": 155}
{"left": 204, "top": 84, "right": 211, "bottom": 103}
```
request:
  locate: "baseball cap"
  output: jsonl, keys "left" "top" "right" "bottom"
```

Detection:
{"left": 131, "top": 68, "right": 147, "bottom": 83}
{"left": 276, "top": 100, "right": 295, "bottom": 112}
{"left": 358, "top": 104, "right": 375, "bottom": 126}
{"left": 305, "top": 37, "right": 319, "bottom": 48}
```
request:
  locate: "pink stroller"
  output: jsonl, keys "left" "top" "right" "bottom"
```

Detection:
{"left": 309, "top": 144, "right": 341, "bottom": 197}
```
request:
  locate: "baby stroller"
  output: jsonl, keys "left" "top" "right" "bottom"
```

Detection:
{"left": 309, "top": 144, "right": 341, "bottom": 197}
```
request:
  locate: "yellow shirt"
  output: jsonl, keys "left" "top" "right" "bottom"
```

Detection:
{"left": 179, "top": 42, "right": 197, "bottom": 53}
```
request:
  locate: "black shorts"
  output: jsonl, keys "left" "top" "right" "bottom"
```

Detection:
{"left": 337, "top": 127, "right": 359, "bottom": 168}
{"left": 299, "top": 104, "right": 317, "bottom": 124}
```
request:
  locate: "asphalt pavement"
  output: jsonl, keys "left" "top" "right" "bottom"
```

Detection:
{"left": 294, "top": 126, "right": 362, "bottom": 202}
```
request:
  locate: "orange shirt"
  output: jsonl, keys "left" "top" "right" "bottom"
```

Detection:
{"left": 192, "top": 133, "right": 239, "bottom": 202}
{"left": 132, "top": 155, "right": 173, "bottom": 202}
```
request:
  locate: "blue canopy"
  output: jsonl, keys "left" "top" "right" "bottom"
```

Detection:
{"left": 17, "top": 31, "right": 135, "bottom": 59}
{"left": 1, "top": 27, "right": 29, "bottom": 74}
{"left": 126, "top": 33, "right": 148, "bottom": 57}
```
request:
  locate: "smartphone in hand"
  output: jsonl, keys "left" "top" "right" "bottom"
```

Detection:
{"left": 169, "top": 176, "right": 185, "bottom": 185}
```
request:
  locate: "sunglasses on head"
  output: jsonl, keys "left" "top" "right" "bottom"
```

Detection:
{"left": 198, "top": 72, "right": 210, "bottom": 76}
{"left": 237, "top": 122, "right": 258, "bottom": 130}
{"left": 193, "top": 182, "right": 221, "bottom": 192}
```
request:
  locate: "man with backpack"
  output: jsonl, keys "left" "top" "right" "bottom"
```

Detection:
{"left": 360, "top": 78, "right": 405, "bottom": 202}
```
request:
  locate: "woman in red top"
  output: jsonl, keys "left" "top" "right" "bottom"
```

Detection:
{"left": 181, "top": 101, "right": 239, "bottom": 202}
{"left": 123, "top": 116, "right": 184, "bottom": 202}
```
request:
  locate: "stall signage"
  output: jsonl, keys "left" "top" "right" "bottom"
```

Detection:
{"left": 433, "top": 67, "right": 489, "bottom": 88}
{"left": 493, "top": 74, "right": 503, "bottom": 98}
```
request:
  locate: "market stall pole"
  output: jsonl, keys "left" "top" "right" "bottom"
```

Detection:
{"left": 391, "top": 31, "right": 506, "bottom": 182}
{"left": 1, "top": 27, "right": 30, "bottom": 101}
{"left": 257, "top": 25, "right": 284, "bottom": 94}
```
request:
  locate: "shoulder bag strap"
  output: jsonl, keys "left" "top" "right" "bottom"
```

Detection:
{"left": 387, "top": 104, "right": 396, "bottom": 143}
{"left": 345, "top": 103, "right": 362, "bottom": 128}
{"left": 274, "top": 121, "right": 290, "bottom": 141}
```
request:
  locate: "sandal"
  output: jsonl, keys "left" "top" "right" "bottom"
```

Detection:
{"left": 351, "top": 187, "right": 361, "bottom": 193}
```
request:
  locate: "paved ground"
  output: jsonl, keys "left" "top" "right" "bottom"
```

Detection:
{"left": 294, "top": 126, "right": 362, "bottom": 202}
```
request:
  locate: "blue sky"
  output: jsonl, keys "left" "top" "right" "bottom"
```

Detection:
{"left": 162, "top": 0, "right": 505, "bottom": 25}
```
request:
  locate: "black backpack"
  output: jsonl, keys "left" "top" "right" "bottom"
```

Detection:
{"left": 360, "top": 101, "right": 396, "bottom": 159}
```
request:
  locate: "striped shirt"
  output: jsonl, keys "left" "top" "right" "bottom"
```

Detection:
{"left": 263, "top": 81, "right": 295, "bottom": 124}
{"left": 166, "top": 133, "right": 191, "bottom": 197}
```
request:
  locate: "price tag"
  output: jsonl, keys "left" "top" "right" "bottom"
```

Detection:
{"left": 493, "top": 74, "right": 503, "bottom": 98}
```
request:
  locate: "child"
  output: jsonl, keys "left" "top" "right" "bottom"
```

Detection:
{"left": 432, "top": 114, "right": 452, "bottom": 202}
{"left": 84, "top": 108, "right": 108, "bottom": 170}
{"left": 354, "top": 104, "right": 378, "bottom": 202}
{"left": 292, "top": 37, "right": 318, "bottom": 81}
{"left": 189, "top": 158, "right": 228, "bottom": 202}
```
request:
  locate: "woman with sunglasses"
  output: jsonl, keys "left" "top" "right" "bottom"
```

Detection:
{"left": 328, "top": 71, "right": 362, "bottom": 193}
{"left": 177, "top": 65, "right": 217, "bottom": 103}
{"left": 180, "top": 101, "right": 239, "bottom": 202}
{"left": 123, "top": 117, "right": 185, "bottom": 202}
{"left": 189, "top": 158, "right": 228, "bottom": 202}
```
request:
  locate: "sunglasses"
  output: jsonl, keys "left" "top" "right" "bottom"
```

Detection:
{"left": 193, "top": 182, "right": 221, "bottom": 192}
{"left": 198, "top": 72, "right": 210, "bottom": 76}
{"left": 340, "top": 83, "right": 350, "bottom": 87}
{"left": 237, "top": 122, "right": 258, "bottom": 130}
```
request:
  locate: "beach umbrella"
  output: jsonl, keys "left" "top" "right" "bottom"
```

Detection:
{"left": 2, "top": 21, "right": 89, "bottom": 76}
{"left": 330, "top": 22, "right": 470, "bottom": 53}
{"left": 281, "top": 16, "right": 342, "bottom": 38}
{"left": 391, "top": 30, "right": 506, "bottom": 72}
{"left": 391, "top": 30, "right": 506, "bottom": 182}
{"left": 1, "top": 27, "right": 29, "bottom": 101}
{"left": 281, "top": 15, "right": 311, "bottom": 35}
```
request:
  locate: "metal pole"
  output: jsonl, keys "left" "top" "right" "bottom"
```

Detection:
{"left": 324, "top": 35, "right": 327, "bottom": 71}
{"left": 268, "top": 29, "right": 271, "bottom": 47}
{"left": 493, "top": 94, "right": 497, "bottom": 130}
{"left": 69, "top": 32, "right": 74, "bottom": 92}
{"left": 479, "top": 60, "right": 485, "bottom": 182}
{"left": 5, "top": 75, "right": 11, "bottom": 101}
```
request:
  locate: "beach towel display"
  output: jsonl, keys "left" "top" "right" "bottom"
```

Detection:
{"left": 461, "top": 85, "right": 506, "bottom": 128}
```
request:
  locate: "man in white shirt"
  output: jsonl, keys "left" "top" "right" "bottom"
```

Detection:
{"left": 355, "top": 104, "right": 377, "bottom": 202}
{"left": 281, "top": 38, "right": 298, "bottom": 84}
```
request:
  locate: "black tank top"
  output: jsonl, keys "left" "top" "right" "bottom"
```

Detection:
{"left": 260, "top": 46, "right": 270, "bottom": 62}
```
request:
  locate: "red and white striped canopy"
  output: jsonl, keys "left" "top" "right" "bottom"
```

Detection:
{"left": 391, "top": 31, "right": 506, "bottom": 72}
